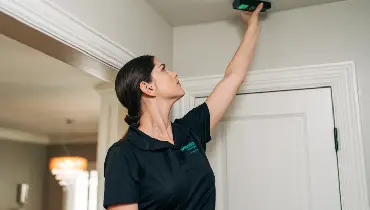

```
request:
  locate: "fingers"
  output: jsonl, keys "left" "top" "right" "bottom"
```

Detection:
{"left": 244, "top": 11, "right": 252, "bottom": 16}
{"left": 241, "top": 11, "right": 252, "bottom": 19}
{"left": 253, "top": 3, "right": 264, "bottom": 15}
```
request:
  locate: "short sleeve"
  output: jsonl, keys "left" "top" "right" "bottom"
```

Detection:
{"left": 103, "top": 145, "right": 139, "bottom": 209}
{"left": 174, "top": 102, "right": 211, "bottom": 146}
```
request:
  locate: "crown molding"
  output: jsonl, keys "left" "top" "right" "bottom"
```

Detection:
{"left": 0, "top": 127, "right": 50, "bottom": 144}
{"left": 0, "top": 0, "right": 135, "bottom": 72}
{"left": 0, "top": 126, "right": 98, "bottom": 145}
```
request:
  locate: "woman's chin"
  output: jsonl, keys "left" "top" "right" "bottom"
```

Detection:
{"left": 174, "top": 90, "right": 185, "bottom": 101}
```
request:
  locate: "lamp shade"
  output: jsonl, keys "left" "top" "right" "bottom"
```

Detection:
{"left": 49, "top": 156, "right": 88, "bottom": 186}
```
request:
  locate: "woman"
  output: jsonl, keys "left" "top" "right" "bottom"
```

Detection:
{"left": 103, "top": 4, "right": 263, "bottom": 210}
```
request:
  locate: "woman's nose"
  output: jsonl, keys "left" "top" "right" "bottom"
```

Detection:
{"left": 171, "top": 71, "right": 178, "bottom": 78}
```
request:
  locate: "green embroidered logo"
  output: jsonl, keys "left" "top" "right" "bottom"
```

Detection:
{"left": 180, "top": 141, "right": 198, "bottom": 154}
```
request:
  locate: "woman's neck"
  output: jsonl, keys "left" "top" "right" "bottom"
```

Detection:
{"left": 138, "top": 100, "right": 174, "bottom": 144}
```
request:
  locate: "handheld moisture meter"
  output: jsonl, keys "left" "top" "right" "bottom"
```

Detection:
{"left": 232, "top": 0, "right": 272, "bottom": 12}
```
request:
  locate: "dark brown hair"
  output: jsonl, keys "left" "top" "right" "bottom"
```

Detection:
{"left": 115, "top": 55, "right": 155, "bottom": 125}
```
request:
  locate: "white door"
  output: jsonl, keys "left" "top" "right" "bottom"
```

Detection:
{"left": 195, "top": 87, "right": 341, "bottom": 210}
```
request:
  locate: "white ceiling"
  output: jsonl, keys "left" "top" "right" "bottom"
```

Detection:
{"left": 146, "top": 0, "right": 345, "bottom": 26}
{"left": 0, "top": 34, "right": 104, "bottom": 139}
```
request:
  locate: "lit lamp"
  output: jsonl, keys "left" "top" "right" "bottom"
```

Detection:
{"left": 49, "top": 156, "right": 88, "bottom": 187}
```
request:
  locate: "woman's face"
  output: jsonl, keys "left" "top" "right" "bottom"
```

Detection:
{"left": 144, "top": 58, "right": 185, "bottom": 101}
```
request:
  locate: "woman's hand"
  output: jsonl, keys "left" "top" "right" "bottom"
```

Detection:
{"left": 241, "top": 3, "right": 263, "bottom": 31}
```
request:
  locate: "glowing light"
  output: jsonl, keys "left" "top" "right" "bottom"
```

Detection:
{"left": 49, "top": 156, "right": 88, "bottom": 186}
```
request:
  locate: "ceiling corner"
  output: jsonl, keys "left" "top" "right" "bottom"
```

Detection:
{"left": 0, "top": 127, "right": 50, "bottom": 144}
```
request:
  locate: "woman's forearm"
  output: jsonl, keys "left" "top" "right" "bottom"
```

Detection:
{"left": 225, "top": 27, "right": 260, "bottom": 82}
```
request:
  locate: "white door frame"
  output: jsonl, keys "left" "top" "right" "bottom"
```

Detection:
{"left": 172, "top": 61, "right": 369, "bottom": 210}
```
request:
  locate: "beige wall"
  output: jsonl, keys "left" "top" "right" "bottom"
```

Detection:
{"left": 0, "top": 139, "right": 97, "bottom": 210}
{"left": 43, "top": 143, "right": 97, "bottom": 210}
{"left": 0, "top": 139, "right": 47, "bottom": 210}
{"left": 174, "top": 0, "right": 370, "bottom": 202}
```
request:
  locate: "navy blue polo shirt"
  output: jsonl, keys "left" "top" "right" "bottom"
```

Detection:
{"left": 103, "top": 102, "right": 216, "bottom": 210}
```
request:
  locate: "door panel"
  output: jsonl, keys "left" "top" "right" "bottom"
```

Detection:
{"left": 195, "top": 88, "right": 341, "bottom": 210}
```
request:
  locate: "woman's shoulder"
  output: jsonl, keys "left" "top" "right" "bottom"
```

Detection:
{"left": 104, "top": 136, "right": 141, "bottom": 176}
{"left": 174, "top": 102, "right": 209, "bottom": 123}
{"left": 107, "top": 135, "right": 138, "bottom": 156}
{"left": 105, "top": 133, "right": 143, "bottom": 165}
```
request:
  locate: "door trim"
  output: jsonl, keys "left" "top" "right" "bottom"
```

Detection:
{"left": 172, "top": 61, "right": 369, "bottom": 210}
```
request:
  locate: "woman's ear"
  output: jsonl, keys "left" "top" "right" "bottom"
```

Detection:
{"left": 140, "top": 81, "right": 155, "bottom": 97}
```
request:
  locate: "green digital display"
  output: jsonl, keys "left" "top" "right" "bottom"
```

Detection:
{"left": 238, "top": 4, "right": 249, "bottom": 9}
